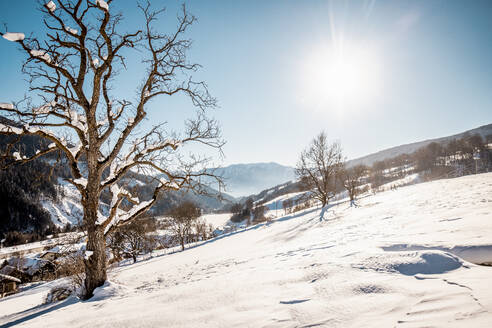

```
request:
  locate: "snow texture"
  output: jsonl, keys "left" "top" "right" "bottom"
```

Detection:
{"left": 65, "top": 26, "right": 78, "bottom": 35}
{"left": 32, "top": 100, "right": 55, "bottom": 113}
{"left": 2, "top": 32, "right": 25, "bottom": 42}
{"left": 0, "top": 102, "right": 14, "bottom": 110}
{"left": 72, "top": 177, "right": 87, "bottom": 187}
{"left": 12, "top": 151, "right": 22, "bottom": 161}
{"left": 46, "top": 1, "right": 56, "bottom": 12}
{"left": 96, "top": 0, "right": 109, "bottom": 11}
{"left": 1, "top": 173, "right": 492, "bottom": 327}
{"left": 84, "top": 251, "right": 93, "bottom": 260}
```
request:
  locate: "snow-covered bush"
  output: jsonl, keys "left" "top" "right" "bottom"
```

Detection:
{"left": 44, "top": 284, "right": 73, "bottom": 303}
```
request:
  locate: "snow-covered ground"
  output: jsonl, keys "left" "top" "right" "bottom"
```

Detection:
{"left": 201, "top": 213, "right": 232, "bottom": 228}
{"left": 1, "top": 173, "right": 492, "bottom": 327}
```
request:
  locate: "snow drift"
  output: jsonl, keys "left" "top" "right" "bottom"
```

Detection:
{"left": 1, "top": 173, "right": 491, "bottom": 327}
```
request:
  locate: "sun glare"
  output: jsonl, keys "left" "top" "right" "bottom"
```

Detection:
{"left": 301, "top": 42, "right": 383, "bottom": 113}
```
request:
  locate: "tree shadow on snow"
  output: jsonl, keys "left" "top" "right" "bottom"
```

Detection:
{"left": 115, "top": 197, "right": 359, "bottom": 268}
{"left": 126, "top": 205, "right": 324, "bottom": 267}
{"left": 0, "top": 296, "right": 79, "bottom": 328}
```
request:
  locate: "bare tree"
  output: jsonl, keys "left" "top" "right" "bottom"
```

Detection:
{"left": 168, "top": 201, "right": 201, "bottom": 251}
{"left": 230, "top": 203, "right": 242, "bottom": 215}
{"left": 282, "top": 198, "right": 293, "bottom": 215}
{"left": 193, "top": 218, "right": 210, "bottom": 242}
{"left": 107, "top": 217, "right": 156, "bottom": 263}
{"left": 370, "top": 160, "right": 386, "bottom": 191}
{"left": 0, "top": 1, "right": 223, "bottom": 298}
{"left": 252, "top": 205, "right": 267, "bottom": 223}
{"left": 295, "top": 132, "right": 343, "bottom": 208}
{"left": 339, "top": 164, "right": 367, "bottom": 206}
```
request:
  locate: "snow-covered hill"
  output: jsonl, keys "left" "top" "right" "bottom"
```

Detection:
{"left": 41, "top": 181, "right": 83, "bottom": 228}
{"left": 348, "top": 123, "right": 492, "bottom": 167}
{"left": 1, "top": 173, "right": 492, "bottom": 327}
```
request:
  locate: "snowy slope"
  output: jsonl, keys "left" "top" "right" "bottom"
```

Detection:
{"left": 1, "top": 173, "right": 492, "bottom": 327}
{"left": 201, "top": 213, "right": 232, "bottom": 228}
{"left": 348, "top": 123, "right": 492, "bottom": 167}
{"left": 41, "top": 181, "right": 83, "bottom": 228}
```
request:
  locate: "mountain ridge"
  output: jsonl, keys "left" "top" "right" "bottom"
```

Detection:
{"left": 211, "top": 162, "right": 295, "bottom": 198}
{"left": 348, "top": 123, "right": 492, "bottom": 167}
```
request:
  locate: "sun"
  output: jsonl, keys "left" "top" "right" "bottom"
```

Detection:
{"left": 300, "top": 42, "right": 383, "bottom": 113}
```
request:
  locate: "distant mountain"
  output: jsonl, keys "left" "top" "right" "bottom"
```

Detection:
{"left": 212, "top": 162, "right": 296, "bottom": 198}
{"left": 348, "top": 123, "right": 492, "bottom": 167}
{"left": 123, "top": 172, "right": 237, "bottom": 214}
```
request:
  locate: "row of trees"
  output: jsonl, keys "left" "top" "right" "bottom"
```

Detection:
{"left": 296, "top": 131, "right": 492, "bottom": 212}
{"left": 2, "top": 200, "right": 214, "bottom": 299}
{"left": 107, "top": 201, "right": 213, "bottom": 265}
{"left": 369, "top": 133, "right": 492, "bottom": 188}
{"left": 229, "top": 198, "right": 268, "bottom": 225}
{"left": 414, "top": 134, "right": 491, "bottom": 173}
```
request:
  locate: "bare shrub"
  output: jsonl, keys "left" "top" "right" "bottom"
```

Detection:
{"left": 107, "top": 218, "right": 157, "bottom": 263}
{"left": 56, "top": 251, "right": 86, "bottom": 295}
{"left": 168, "top": 202, "right": 201, "bottom": 251}
{"left": 45, "top": 285, "right": 73, "bottom": 304}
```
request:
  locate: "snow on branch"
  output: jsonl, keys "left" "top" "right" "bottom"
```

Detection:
{"left": 30, "top": 49, "right": 52, "bottom": 63}
{"left": 97, "top": 182, "right": 142, "bottom": 232}
{"left": 96, "top": 0, "right": 109, "bottom": 11}
{"left": 32, "top": 100, "right": 57, "bottom": 114}
{"left": 101, "top": 133, "right": 182, "bottom": 187}
{"left": 2, "top": 32, "right": 25, "bottom": 42}
{"left": 45, "top": 1, "right": 56, "bottom": 13}
{"left": 0, "top": 103, "right": 14, "bottom": 110}
{"left": 0, "top": 111, "right": 83, "bottom": 180}
{"left": 102, "top": 200, "right": 152, "bottom": 236}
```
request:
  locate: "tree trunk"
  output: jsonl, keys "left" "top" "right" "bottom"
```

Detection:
{"left": 84, "top": 223, "right": 107, "bottom": 299}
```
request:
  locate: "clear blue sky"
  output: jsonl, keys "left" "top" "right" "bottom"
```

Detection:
{"left": 1, "top": 0, "right": 491, "bottom": 167}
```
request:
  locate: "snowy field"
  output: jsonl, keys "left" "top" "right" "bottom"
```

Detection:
{"left": 201, "top": 213, "right": 233, "bottom": 228}
{"left": 1, "top": 173, "right": 492, "bottom": 327}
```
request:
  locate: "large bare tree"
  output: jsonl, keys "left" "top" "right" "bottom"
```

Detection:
{"left": 296, "top": 132, "right": 343, "bottom": 208}
{"left": 0, "top": 0, "right": 223, "bottom": 298}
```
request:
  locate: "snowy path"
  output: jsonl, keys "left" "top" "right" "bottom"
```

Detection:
{"left": 1, "top": 173, "right": 491, "bottom": 327}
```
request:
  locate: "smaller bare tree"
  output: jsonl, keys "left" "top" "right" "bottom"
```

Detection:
{"left": 193, "top": 218, "right": 210, "bottom": 242}
{"left": 295, "top": 132, "right": 343, "bottom": 208}
{"left": 282, "top": 198, "right": 293, "bottom": 215}
{"left": 340, "top": 164, "right": 367, "bottom": 206}
{"left": 252, "top": 205, "right": 267, "bottom": 223}
{"left": 168, "top": 201, "right": 201, "bottom": 251}
{"left": 107, "top": 218, "right": 156, "bottom": 263}
{"left": 230, "top": 203, "right": 242, "bottom": 215}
